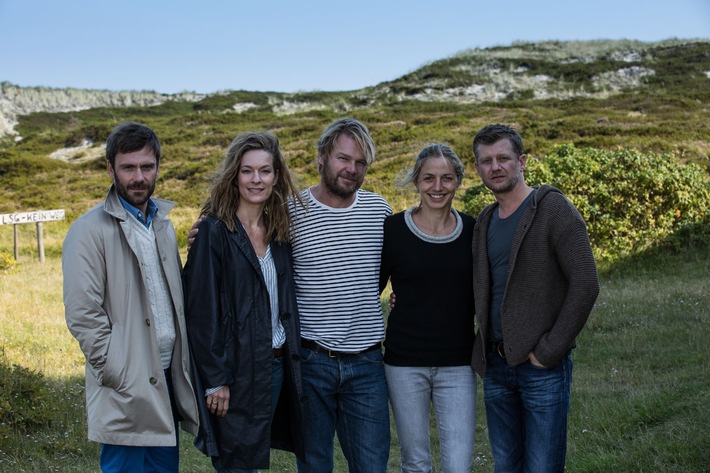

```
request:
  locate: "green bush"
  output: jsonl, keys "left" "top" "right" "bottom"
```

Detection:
{"left": 0, "top": 358, "right": 54, "bottom": 436}
{"left": 462, "top": 145, "right": 710, "bottom": 263}
{"left": 0, "top": 251, "right": 16, "bottom": 272}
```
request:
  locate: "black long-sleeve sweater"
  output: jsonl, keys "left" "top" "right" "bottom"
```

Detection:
{"left": 379, "top": 209, "right": 475, "bottom": 367}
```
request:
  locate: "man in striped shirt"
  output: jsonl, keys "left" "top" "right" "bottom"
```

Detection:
{"left": 290, "top": 117, "right": 392, "bottom": 473}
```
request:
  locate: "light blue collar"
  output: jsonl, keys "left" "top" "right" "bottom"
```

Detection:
{"left": 118, "top": 195, "right": 158, "bottom": 228}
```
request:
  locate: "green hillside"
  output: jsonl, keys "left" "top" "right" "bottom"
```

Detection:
{"left": 1, "top": 39, "right": 709, "bottom": 257}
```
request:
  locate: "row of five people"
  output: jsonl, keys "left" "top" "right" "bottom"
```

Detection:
{"left": 64, "top": 117, "right": 598, "bottom": 472}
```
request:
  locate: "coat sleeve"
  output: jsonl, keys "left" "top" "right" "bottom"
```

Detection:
{"left": 183, "top": 219, "right": 234, "bottom": 391}
{"left": 534, "top": 204, "right": 600, "bottom": 366}
{"left": 62, "top": 218, "right": 111, "bottom": 386}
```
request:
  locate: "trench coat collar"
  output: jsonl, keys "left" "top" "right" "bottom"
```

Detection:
{"left": 103, "top": 185, "right": 176, "bottom": 223}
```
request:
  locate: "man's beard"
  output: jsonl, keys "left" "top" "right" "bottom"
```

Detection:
{"left": 321, "top": 160, "right": 363, "bottom": 199}
{"left": 114, "top": 177, "right": 155, "bottom": 208}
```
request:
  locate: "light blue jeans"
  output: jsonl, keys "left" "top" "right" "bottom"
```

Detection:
{"left": 385, "top": 364, "right": 477, "bottom": 473}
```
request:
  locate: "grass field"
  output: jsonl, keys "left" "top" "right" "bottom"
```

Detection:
{"left": 0, "top": 232, "right": 708, "bottom": 471}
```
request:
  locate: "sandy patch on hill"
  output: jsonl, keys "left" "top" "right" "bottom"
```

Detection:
{"left": 49, "top": 140, "right": 105, "bottom": 163}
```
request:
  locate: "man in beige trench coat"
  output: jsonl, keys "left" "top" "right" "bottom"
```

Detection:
{"left": 63, "top": 121, "right": 198, "bottom": 472}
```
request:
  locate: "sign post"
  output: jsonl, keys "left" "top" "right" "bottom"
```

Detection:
{"left": 0, "top": 209, "right": 65, "bottom": 262}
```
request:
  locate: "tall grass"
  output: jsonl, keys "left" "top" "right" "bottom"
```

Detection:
{"left": 1, "top": 239, "right": 708, "bottom": 471}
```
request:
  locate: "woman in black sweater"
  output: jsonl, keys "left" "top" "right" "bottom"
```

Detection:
{"left": 379, "top": 143, "right": 476, "bottom": 473}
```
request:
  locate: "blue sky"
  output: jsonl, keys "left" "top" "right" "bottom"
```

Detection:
{"left": 1, "top": 0, "right": 708, "bottom": 94}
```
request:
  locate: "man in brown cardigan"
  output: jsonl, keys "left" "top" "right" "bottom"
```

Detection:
{"left": 471, "top": 124, "right": 599, "bottom": 473}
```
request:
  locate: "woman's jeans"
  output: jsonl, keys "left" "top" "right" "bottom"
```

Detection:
{"left": 385, "top": 364, "right": 477, "bottom": 473}
{"left": 483, "top": 349, "right": 572, "bottom": 473}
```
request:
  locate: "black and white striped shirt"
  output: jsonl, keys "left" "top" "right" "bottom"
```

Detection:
{"left": 289, "top": 188, "right": 392, "bottom": 352}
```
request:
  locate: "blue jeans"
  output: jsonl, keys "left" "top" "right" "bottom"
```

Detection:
{"left": 297, "top": 347, "right": 390, "bottom": 473}
{"left": 385, "top": 364, "right": 476, "bottom": 473}
{"left": 217, "top": 356, "right": 285, "bottom": 473}
{"left": 483, "top": 349, "right": 572, "bottom": 473}
{"left": 100, "top": 443, "right": 179, "bottom": 473}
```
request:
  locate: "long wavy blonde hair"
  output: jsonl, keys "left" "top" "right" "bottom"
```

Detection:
{"left": 201, "top": 131, "right": 301, "bottom": 243}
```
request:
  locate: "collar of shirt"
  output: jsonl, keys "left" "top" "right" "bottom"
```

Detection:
{"left": 118, "top": 195, "right": 158, "bottom": 228}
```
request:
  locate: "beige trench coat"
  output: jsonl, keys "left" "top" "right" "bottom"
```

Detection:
{"left": 63, "top": 186, "right": 198, "bottom": 446}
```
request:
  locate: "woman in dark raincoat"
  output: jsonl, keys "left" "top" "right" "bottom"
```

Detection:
{"left": 183, "top": 131, "right": 305, "bottom": 471}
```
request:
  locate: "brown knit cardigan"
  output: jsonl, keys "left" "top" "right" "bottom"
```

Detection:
{"left": 471, "top": 185, "right": 600, "bottom": 376}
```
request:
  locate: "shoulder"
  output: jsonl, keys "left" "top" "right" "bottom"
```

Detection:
{"left": 193, "top": 216, "right": 232, "bottom": 248}
{"left": 476, "top": 202, "right": 497, "bottom": 224}
{"left": 67, "top": 203, "right": 112, "bottom": 237}
{"left": 456, "top": 210, "right": 476, "bottom": 226}
{"left": 535, "top": 186, "right": 584, "bottom": 221}
{"left": 357, "top": 190, "right": 392, "bottom": 212}
{"left": 385, "top": 210, "right": 406, "bottom": 222}
{"left": 202, "top": 215, "right": 225, "bottom": 230}
{"left": 384, "top": 210, "right": 406, "bottom": 229}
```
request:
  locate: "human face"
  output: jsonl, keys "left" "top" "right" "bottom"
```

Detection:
{"left": 107, "top": 146, "right": 158, "bottom": 214}
{"left": 318, "top": 134, "right": 368, "bottom": 199}
{"left": 237, "top": 149, "right": 277, "bottom": 208}
{"left": 474, "top": 139, "right": 526, "bottom": 195}
{"left": 415, "top": 156, "right": 459, "bottom": 211}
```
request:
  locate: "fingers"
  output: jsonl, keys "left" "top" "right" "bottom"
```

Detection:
{"left": 187, "top": 215, "right": 205, "bottom": 250}
{"left": 528, "top": 352, "right": 545, "bottom": 368}
{"left": 206, "top": 387, "right": 230, "bottom": 417}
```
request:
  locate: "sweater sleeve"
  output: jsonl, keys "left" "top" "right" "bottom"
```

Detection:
{"left": 534, "top": 202, "right": 600, "bottom": 366}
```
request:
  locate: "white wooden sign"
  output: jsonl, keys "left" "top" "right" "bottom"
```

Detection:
{"left": 0, "top": 209, "right": 65, "bottom": 262}
{"left": 0, "top": 209, "right": 65, "bottom": 225}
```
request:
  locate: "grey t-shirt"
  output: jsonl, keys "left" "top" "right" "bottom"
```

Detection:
{"left": 487, "top": 190, "right": 536, "bottom": 342}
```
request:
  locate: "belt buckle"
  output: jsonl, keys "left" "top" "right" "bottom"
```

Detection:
{"left": 496, "top": 342, "right": 505, "bottom": 358}
{"left": 326, "top": 348, "right": 337, "bottom": 358}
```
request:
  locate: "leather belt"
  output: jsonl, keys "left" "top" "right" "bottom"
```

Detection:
{"left": 490, "top": 341, "right": 506, "bottom": 358}
{"left": 301, "top": 338, "right": 381, "bottom": 358}
{"left": 273, "top": 347, "right": 284, "bottom": 358}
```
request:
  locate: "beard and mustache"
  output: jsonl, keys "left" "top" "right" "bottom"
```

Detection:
{"left": 114, "top": 177, "right": 156, "bottom": 209}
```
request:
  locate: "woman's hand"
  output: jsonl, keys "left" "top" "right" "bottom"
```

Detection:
{"left": 206, "top": 386, "right": 229, "bottom": 417}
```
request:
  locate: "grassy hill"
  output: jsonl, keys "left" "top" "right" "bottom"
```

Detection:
{"left": 1, "top": 39, "right": 709, "bottom": 224}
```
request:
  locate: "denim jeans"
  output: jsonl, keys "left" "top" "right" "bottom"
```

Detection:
{"left": 385, "top": 364, "right": 476, "bottom": 473}
{"left": 296, "top": 347, "right": 390, "bottom": 473}
{"left": 217, "top": 356, "right": 284, "bottom": 473}
{"left": 483, "top": 349, "right": 572, "bottom": 473}
{"left": 100, "top": 442, "right": 179, "bottom": 473}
